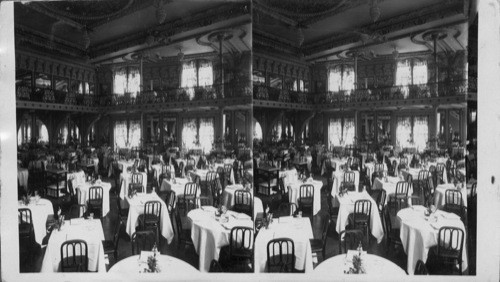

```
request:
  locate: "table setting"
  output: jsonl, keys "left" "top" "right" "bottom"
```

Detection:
{"left": 18, "top": 195, "right": 53, "bottom": 245}
{"left": 286, "top": 175, "right": 323, "bottom": 215}
{"left": 397, "top": 205, "right": 468, "bottom": 275}
{"left": 74, "top": 178, "right": 112, "bottom": 217}
{"left": 109, "top": 252, "right": 198, "bottom": 274}
{"left": 433, "top": 182, "right": 469, "bottom": 210}
{"left": 315, "top": 251, "right": 406, "bottom": 276}
{"left": 188, "top": 207, "right": 254, "bottom": 272}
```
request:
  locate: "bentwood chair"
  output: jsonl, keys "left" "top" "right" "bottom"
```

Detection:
{"left": 60, "top": 239, "right": 89, "bottom": 272}
{"left": 266, "top": 238, "right": 295, "bottom": 273}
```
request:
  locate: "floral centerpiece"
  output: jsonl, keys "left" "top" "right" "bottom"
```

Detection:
{"left": 143, "top": 244, "right": 160, "bottom": 273}
{"left": 345, "top": 243, "right": 366, "bottom": 274}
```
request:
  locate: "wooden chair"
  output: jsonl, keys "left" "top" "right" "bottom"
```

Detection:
{"left": 102, "top": 218, "right": 121, "bottom": 264}
{"left": 310, "top": 217, "right": 330, "bottom": 262}
{"left": 173, "top": 207, "right": 194, "bottom": 248}
{"left": 137, "top": 200, "right": 162, "bottom": 246}
{"left": 177, "top": 182, "right": 199, "bottom": 214}
{"left": 87, "top": 186, "right": 103, "bottom": 218}
{"left": 298, "top": 184, "right": 314, "bottom": 217}
{"left": 277, "top": 202, "right": 297, "bottom": 217}
{"left": 389, "top": 181, "right": 410, "bottom": 212}
{"left": 131, "top": 230, "right": 156, "bottom": 255}
{"left": 338, "top": 229, "right": 364, "bottom": 254}
{"left": 342, "top": 171, "right": 356, "bottom": 192}
{"left": 347, "top": 199, "right": 372, "bottom": 244}
{"left": 382, "top": 207, "right": 402, "bottom": 253}
{"left": 60, "top": 239, "right": 88, "bottom": 272}
{"left": 220, "top": 226, "right": 254, "bottom": 272}
{"left": 163, "top": 190, "right": 176, "bottom": 223}
{"left": 129, "top": 173, "right": 144, "bottom": 194}
{"left": 444, "top": 189, "right": 465, "bottom": 219}
{"left": 436, "top": 163, "right": 446, "bottom": 185}
{"left": 232, "top": 189, "right": 252, "bottom": 217}
{"left": 266, "top": 238, "right": 295, "bottom": 273}
{"left": 426, "top": 226, "right": 465, "bottom": 275}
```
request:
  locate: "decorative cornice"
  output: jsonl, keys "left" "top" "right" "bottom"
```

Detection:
{"left": 302, "top": 1, "right": 466, "bottom": 56}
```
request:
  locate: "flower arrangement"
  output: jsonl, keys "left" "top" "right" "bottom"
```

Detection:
{"left": 143, "top": 244, "right": 160, "bottom": 273}
{"left": 345, "top": 243, "right": 366, "bottom": 274}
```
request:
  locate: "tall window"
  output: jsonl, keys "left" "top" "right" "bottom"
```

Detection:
{"left": 181, "top": 117, "right": 215, "bottom": 152}
{"left": 328, "top": 65, "right": 355, "bottom": 93}
{"left": 113, "top": 66, "right": 141, "bottom": 97}
{"left": 114, "top": 120, "right": 142, "bottom": 148}
{"left": 181, "top": 60, "right": 213, "bottom": 99}
{"left": 328, "top": 117, "right": 355, "bottom": 146}
{"left": 396, "top": 116, "right": 429, "bottom": 152}
{"left": 396, "top": 59, "right": 428, "bottom": 97}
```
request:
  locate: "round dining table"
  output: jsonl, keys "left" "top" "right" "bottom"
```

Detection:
{"left": 108, "top": 254, "right": 198, "bottom": 274}
{"left": 314, "top": 253, "right": 407, "bottom": 276}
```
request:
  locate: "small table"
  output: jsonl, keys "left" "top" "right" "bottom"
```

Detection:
{"left": 75, "top": 181, "right": 112, "bottom": 217}
{"left": 372, "top": 176, "right": 411, "bottom": 205}
{"left": 397, "top": 206, "right": 468, "bottom": 275}
{"left": 119, "top": 172, "right": 148, "bottom": 200}
{"left": 331, "top": 170, "right": 360, "bottom": 199}
{"left": 18, "top": 198, "right": 53, "bottom": 245}
{"left": 188, "top": 208, "right": 253, "bottom": 272}
{"left": 125, "top": 193, "right": 174, "bottom": 244}
{"left": 254, "top": 216, "right": 314, "bottom": 273}
{"left": 287, "top": 179, "right": 323, "bottom": 215}
{"left": 334, "top": 191, "right": 384, "bottom": 244}
{"left": 433, "top": 183, "right": 469, "bottom": 209}
{"left": 108, "top": 254, "right": 198, "bottom": 274}
{"left": 315, "top": 253, "right": 407, "bottom": 276}
{"left": 40, "top": 219, "right": 106, "bottom": 272}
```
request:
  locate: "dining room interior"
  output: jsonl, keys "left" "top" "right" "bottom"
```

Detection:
{"left": 10, "top": 0, "right": 478, "bottom": 279}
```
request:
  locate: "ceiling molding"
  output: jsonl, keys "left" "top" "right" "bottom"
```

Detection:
{"left": 302, "top": 1, "right": 466, "bottom": 56}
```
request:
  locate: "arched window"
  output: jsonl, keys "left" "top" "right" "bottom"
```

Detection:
{"left": 113, "top": 66, "right": 141, "bottom": 97}
{"left": 181, "top": 117, "right": 215, "bottom": 153}
{"left": 114, "top": 120, "right": 142, "bottom": 149}
{"left": 396, "top": 116, "right": 429, "bottom": 152}
{"left": 396, "top": 58, "right": 428, "bottom": 97}
{"left": 181, "top": 60, "right": 213, "bottom": 99}
{"left": 254, "top": 121, "right": 263, "bottom": 140}
{"left": 328, "top": 117, "right": 355, "bottom": 146}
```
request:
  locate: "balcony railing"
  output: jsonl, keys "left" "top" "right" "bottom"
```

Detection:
{"left": 16, "top": 82, "right": 252, "bottom": 107}
{"left": 254, "top": 80, "right": 467, "bottom": 104}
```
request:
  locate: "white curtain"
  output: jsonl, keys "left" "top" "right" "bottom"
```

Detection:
{"left": 342, "top": 65, "right": 355, "bottom": 93}
{"left": 39, "top": 123, "right": 49, "bottom": 143}
{"left": 413, "top": 60, "right": 428, "bottom": 85}
{"left": 182, "top": 118, "right": 197, "bottom": 150}
{"left": 299, "top": 80, "right": 304, "bottom": 92}
{"left": 113, "top": 67, "right": 127, "bottom": 95}
{"left": 127, "top": 67, "right": 141, "bottom": 98}
{"left": 114, "top": 121, "right": 127, "bottom": 148}
{"left": 254, "top": 121, "right": 263, "bottom": 140}
{"left": 273, "top": 120, "right": 282, "bottom": 140}
{"left": 199, "top": 118, "right": 214, "bottom": 153}
{"left": 198, "top": 61, "right": 213, "bottom": 87}
{"left": 396, "top": 59, "right": 412, "bottom": 97}
{"left": 343, "top": 118, "right": 355, "bottom": 145}
{"left": 328, "top": 118, "right": 342, "bottom": 146}
{"left": 396, "top": 117, "right": 412, "bottom": 148}
{"left": 181, "top": 61, "right": 197, "bottom": 99}
{"left": 129, "top": 120, "right": 142, "bottom": 148}
{"left": 328, "top": 66, "right": 342, "bottom": 92}
{"left": 413, "top": 116, "right": 429, "bottom": 152}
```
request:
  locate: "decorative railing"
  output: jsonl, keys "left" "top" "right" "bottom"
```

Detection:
{"left": 16, "top": 82, "right": 252, "bottom": 107}
{"left": 254, "top": 80, "right": 467, "bottom": 104}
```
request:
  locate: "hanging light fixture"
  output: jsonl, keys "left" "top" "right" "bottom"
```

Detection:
{"left": 370, "top": 0, "right": 381, "bottom": 23}
{"left": 177, "top": 47, "right": 184, "bottom": 61}
{"left": 155, "top": 0, "right": 167, "bottom": 25}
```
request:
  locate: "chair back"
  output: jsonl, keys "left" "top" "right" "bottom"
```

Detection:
{"left": 299, "top": 184, "right": 314, "bottom": 201}
{"left": 131, "top": 173, "right": 143, "bottom": 184}
{"left": 60, "top": 239, "right": 88, "bottom": 272}
{"left": 338, "top": 229, "right": 364, "bottom": 254}
{"left": 234, "top": 189, "right": 252, "bottom": 206}
{"left": 88, "top": 186, "right": 103, "bottom": 203}
{"left": 437, "top": 226, "right": 464, "bottom": 258}
{"left": 377, "top": 189, "right": 386, "bottom": 212}
{"left": 18, "top": 208, "right": 33, "bottom": 227}
{"left": 471, "top": 182, "right": 477, "bottom": 197}
{"left": 229, "top": 226, "right": 254, "bottom": 256}
{"left": 418, "top": 170, "right": 430, "bottom": 181}
{"left": 400, "top": 157, "right": 409, "bottom": 166}
{"left": 375, "top": 163, "right": 385, "bottom": 173}
{"left": 131, "top": 230, "right": 156, "bottom": 255}
{"left": 143, "top": 200, "right": 162, "bottom": 221}
{"left": 184, "top": 182, "right": 199, "bottom": 197}
{"left": 445, "top": 189, "right": 462, "bottom": 206}
{"left": 224, "top": 164, "right": 232, "bottom": 175}
{"left": 353, "top": 199, "right": 371, "bottom": 219}
{"left": 165, "top": 190, "right": 177, "bottom": 211}
{"left": 266, "top": 238, "right": 295, "bottom": 273}
{"left": 414, "top": 259, "right": 429, "bottom": 275}
{"left": 205, "top": 171, "right": 217, "bottom": 183}
{"left": 278, "top": 202, "right": 297, "bottom": 217}
{"left": 187, "top": 158, "right": 196, "bottom": 166}
{"left": 343, "top": 171, "right": 355, "bottom": 183}
{"left": 395, "top": 181, "right": 410, "bottom": 197}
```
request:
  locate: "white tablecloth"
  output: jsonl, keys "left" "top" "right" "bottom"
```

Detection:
{"left": 40, "top": 219, "right": 106, "bottom": 272}
{"left": 18, "top": 168, "right": 29, "bottom": 190}
{"left": 254, "top": 217, "right": 314, "bottom": 273}
{"left": 108, "top": 254, "right": 198, "bottom": 274}
{"left": 331, "top": 170, "right": 360, "bottom": 199}
{"left": 372, "top": 176, "right": 412, "bottom": 205}
{"left": 75, "top": 181, "right": 112, "bottom": 217}
{"left": 364, "top": 162, "right": 388, "bottom": 182}
{"left": 188, "top": 208, "right": 253, "bottom": 272}
{"left": 125, "top": 193, "right": 174, "bottom": 244}
{"left": 287, "top": 180, "right": 323, "bottom": 215}
{"left": 321, "top": 157, "right": 348, "bottom": 175}
{"left": 315, "top": 253, "right": 407, "bottom": 276}
{"left": 253, "top": 197, "right": 264, "bottom": 219}
{"left": 334, "top": 191, "right": 384, "bottom": 244}
{"left": 18, "top": 198, "right": 53, "bottom": 245}
{"left": 119, "top": 172, "right": 148, "bottom": 200}
{"left": 280, "top": 169, "right": 298, "bottom": 188}
{"left": 108, "top": 160, "right": 136, "bottom": 177}
{"left": 397, "top": 206, "right": 468, "bottom": 275}
{"left": 221, "top": 184, "right": 250, "bottom": 210}
{"left": 433, "top": 183, "right": 469, "bottom": 209}
{"left": 213, "top": 163, "right": 235, "bottom": 184}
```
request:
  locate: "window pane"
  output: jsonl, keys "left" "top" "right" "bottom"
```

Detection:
{"left": 413, "top": 60, "right": 428, "bottom": 85}
{"left": 35, "top": 73, "right": 51, "bottom": 89}
{"left": 181, "top": 61, "right": 197, "bottom": 99}
{"left": 396, "top": 117, "right": 412, "bottom": 148}
{"left": 199, "top": 118, "right": 214, "bottom": 153}
{"left": 182, "top": 118, "right": 197, "bottom": 150}
{"left": 343, "top": 118, "right": 355, "bottom": 145}
{"left": 343, "top": 65, "right": 355, "bottom": 93}
{"left": 328, "top": 66, "right": 342, "bottom": 92}
{"left": 114, "top": 121, "right": 127, "bottom": 148}
{"left": 114, "top": 67, "right": 127, "bottom": 95}
{"left": 396, "top": 60, "right": 412, "bottom": 86}
{"left": 127, "top": 67, "right": 141, "bottom": 98}
{"left": 55, "top": 77, "right": 68, "bottom": 92}
{"left": 413, "top": 116, "right": 428, "bottom": 152}
{"left": 328, "top": 118, "right": 342, "bottom": 146}
{"left": 129, "top": 120, "right": 141, "bottom": 148}
{"left": 198, "top": 61, "right": 213, "bottom": 87}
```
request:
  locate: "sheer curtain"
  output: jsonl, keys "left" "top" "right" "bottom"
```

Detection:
{"left": 343, "top": 118, "right": 355, "bottom": 145}
{"left": 273, "top": 120, "right": 282, "bottom": 140}
{"left": 328, "top": 118, "right": 342, "bottom": 146}
{"left": 342, "top": 65, "right": 355, "bottom": 93}
{"left": 396, "top": 117, "right": 412, "bottom": 148}
{"left": 199, "top": 118, "right": 214, "bottom": 153}
{"left": 182, "top": 118, "right": 197, "bottom": 150}
{"left": 114, "top": 121, "right": 127, "bottom": 148}
{"left": 129, "top": 120, "right": 142, "bottom": 148}
{"left": 113, "top": 67, "right": 127, "bottom": 95}
{"left": 328, "top": 66, "right": 342, "bottom": 92}
{"left": 396, "top": 59, "right": 412, "bottom": 97}
{"left": 181, "top": 61, "right": 197, "bottom": 99}
{"left": 198, "top": 61, "right": 213, "bottom": 87}
{"left": 39, "top": 123, "right": 49, "bottom": 143}
{"left": 413, "top": 60, "right": 428, "bottom": 85}
{"left": 127, "top": 67, "right": 141, "bottom": 98}
{"left": 413, "top": 116, "right": 429, "bottom": 152}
